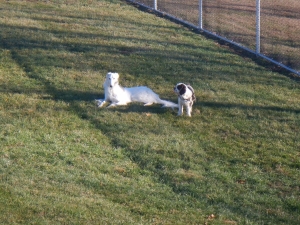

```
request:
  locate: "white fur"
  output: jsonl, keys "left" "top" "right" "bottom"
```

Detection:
{"left": 96, "top": 72, "right": 178, "bottom": 109}
{"left": 174, "top": 83, "right": 196, "bottom": 117}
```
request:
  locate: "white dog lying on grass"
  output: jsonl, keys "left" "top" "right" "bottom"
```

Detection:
{"left": 96, "top": 72, "right": 178, "bottom": 109}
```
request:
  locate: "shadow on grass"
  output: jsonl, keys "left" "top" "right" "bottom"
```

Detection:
{"left": 1, "top": 7, "right": 298, "bottom": 224}
{"left": 86, "top": 104, "right": 298, "bottom": 224}
{"left": 201, "top": 101, "right": 300, "bottom": 114}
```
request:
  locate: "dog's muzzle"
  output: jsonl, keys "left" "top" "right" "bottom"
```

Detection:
{"left": 174, "top": 87, "right": 179, "bottom": 94}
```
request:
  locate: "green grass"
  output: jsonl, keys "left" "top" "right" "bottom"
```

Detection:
{"left": 0, "top": 0, "right": 299, "bottom": 224}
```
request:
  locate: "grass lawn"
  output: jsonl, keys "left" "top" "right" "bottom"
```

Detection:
{"left": 0, "top": 0, "right": 299, "bottom": 224}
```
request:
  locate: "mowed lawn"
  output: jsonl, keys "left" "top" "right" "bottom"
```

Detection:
{"left": 0, "top": 0, "right": 299, "bottom": 224}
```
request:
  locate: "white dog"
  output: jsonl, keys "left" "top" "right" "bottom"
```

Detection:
{"left": 174, "top": 83, "right": 196, "bottom": 117}
{"left": 96, "top": 72, "right": 178, "bottom": 109}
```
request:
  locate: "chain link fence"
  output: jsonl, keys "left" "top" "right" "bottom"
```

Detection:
{"left": 128, "top": 0, "right": 300, "bottom": 76}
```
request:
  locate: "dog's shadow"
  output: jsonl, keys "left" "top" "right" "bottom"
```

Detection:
{"left": 100, "top": 103, "right": 178, "bottom": 114}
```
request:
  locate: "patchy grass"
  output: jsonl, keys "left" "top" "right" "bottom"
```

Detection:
{"left": 0, "top": 0, "right": 299, "bottom": 224}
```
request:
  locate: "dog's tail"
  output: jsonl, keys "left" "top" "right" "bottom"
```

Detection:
{"left": 160, "top": 100, "right": 178, "bottom": 109}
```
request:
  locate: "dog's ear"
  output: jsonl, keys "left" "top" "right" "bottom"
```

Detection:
{"left": 179, "top": 84, "right": 186, "bottom": 95}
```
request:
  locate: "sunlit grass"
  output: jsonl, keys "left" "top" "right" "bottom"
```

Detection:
{"left": 0, "top": 0, "right": 299, "bottom": 224}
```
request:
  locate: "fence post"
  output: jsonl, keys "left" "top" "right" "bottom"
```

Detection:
{"left": 154, "top": 0, "right": 157, "bottom": 10}
{"left": 199, "top": 0, "right": 203, "bottom": 29}
{"left": 256, "top": 0, "right": 261, "bottom": 54}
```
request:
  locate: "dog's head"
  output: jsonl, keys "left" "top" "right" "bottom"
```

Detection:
{"left": 106, "top": 72, "right": 119, "bottom": 88}
{"left": 174, "top": 83, "right": 187, "bottom": 96}
{"left": 174, "top": 83, "right": 196, "bottom": 102}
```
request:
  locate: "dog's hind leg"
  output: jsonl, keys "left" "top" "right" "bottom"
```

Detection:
{"left": 143, "top": 102, "right": 154, "bottom": 106}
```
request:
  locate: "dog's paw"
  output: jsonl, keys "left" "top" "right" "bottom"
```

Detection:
{"left": 107, "top": 103, "right": 121, "bottom": 108}
{"left": 144, "top": 102, "right": 154, "bottom": 106}
{"left": 106, "top": 104, "right": 115, "bottom": 108}
{"left": 107, "top": 102, "right": 128, "bottom": 108}
{"left": 95, "top": 99, "right": 105, "bottom": 107}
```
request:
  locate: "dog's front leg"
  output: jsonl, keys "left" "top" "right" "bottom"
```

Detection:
{"left": 95, "top": 99, "right": 106, "bottom": 107}
{"left": 106, "top": 103, "right": 116, "bottom": 108}
{"left": 186, "top": 106, "right": 192, "bottom": 117}
{"left": 107, "top": 102, "right": 128, "bottom": 108}
{"left": 178, "top": 101, "right": 183, "bottom": 116}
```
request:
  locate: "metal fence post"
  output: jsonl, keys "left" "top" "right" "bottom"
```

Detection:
{"left": 129, "top": 0, "right": 299, "bottom": 76}
{"left": 199, "top": 0, "right": 203, "bottom": 29}
{"left": 256, "top": 0, "right": 261, "bottom": 54}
